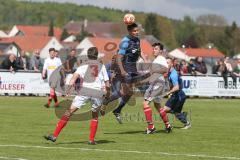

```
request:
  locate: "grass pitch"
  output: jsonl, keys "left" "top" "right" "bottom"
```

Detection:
{"left": 0, "top": 96, "right": 240, "bottom": 160}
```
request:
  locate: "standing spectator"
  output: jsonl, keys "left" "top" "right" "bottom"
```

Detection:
{"left": 217, "top": 59, "right": 228, "bottom": 88}
{"left": 16, "top": 50, "right": 30, "bottom": 70}
{"left": 232, "top": 59, "right": 240, "bottom": 83}
{"left": 1, "top": 54, "right": 17, "bottom": 72}
{"left": 179, "top": 60, "right": 189, "bottom": 75}
{"left": 195, "top": 57, "right": 207, "bottom": 74}
{"left": 65, "top": 49, "right": 80, "bottom": 73}
{"left": 212, "top": 60, "right": 220, "bottom": 74}
{"left": 224, "top": 56, "right": 236, "bottom": 87}
{"left": 188, "top": 58, "right": 197, "bottom": 76}
{"left": 30, "top": 49, "right": 43, "bottom": 71}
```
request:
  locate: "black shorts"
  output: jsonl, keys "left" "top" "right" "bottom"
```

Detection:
{"left": 165, "top": 91, "right": 186, "bottom": 113}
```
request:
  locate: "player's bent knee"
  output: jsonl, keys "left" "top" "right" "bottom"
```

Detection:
{"left": 163, "top": 106, "right": 171, "bottom": 112}
{"left": 143, "top": 100, "right": 150, "bottom": 107}
{"left": 91, "top": 110, "right": 99, "bottom": 119}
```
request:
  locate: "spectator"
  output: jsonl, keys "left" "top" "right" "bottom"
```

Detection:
{"left": 1, "top": 54, "right": 17, "bottom": 72}
{"left": 30, "top": 49, "right": 43, "bottom": 71}
{"left": 224, "top": 56, "right": 237, "bottom": 87}
{"left": 179, "top": 60, "right": 189, "bottom": 75}
{"left": 16, "top": 50, "right": 30, "bottom": 70}
{"left": 232, "top": 59, "right": 240, "bottom": 83}
{"left": 217, "top": 59, "right": 228, "bottom": 88}
{"left": 188, "top": 58, "right": 197, "bottom": 76}
{"left": 64, "top": 49, "right": 80, "bottom": 73}
{"left": 212, "top": 60, "right": 220, "bottom": 74}
{"left": 195, "top": 57, "right": 207, "bottom": 74}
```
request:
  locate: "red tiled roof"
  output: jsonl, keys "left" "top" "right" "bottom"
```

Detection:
{"left": 88, "top": 37, "right": 153, "bottom": 63}
{"left": 179, "top": 48, "right": 225, "bottom": 58}
{"left": 0, "top": 36, "right": 52, "bottom": 52}
{"left": 16, "top": 25, "right": 62, "bottom": 40}
{"left": 64, "top": 21, "right": 127, "bottom": 37}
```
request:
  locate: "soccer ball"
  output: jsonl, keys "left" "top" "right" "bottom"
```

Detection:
{"left": 123, "top": 13, "right": 135, "bottom": 25}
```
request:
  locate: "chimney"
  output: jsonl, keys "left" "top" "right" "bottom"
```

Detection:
{"left": 84, "top": 19, "right": 88, "bottom": 29}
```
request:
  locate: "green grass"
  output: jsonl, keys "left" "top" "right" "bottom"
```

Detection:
{"left": 0, "top": 96, "right": 240, "bottom": 160}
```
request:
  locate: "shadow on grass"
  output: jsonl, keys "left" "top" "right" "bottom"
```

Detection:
{"left": 104, "top": 129, "right": 167, "bottom": 135}
{"left": 55, "top": 140, "right": 116, "bottom": 145}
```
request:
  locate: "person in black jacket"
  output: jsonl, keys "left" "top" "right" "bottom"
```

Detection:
{"left": 1, "top": 54, "right": 17, "bottom": 72}
{"left": 16, "top": 51, "right": 30, "bottom": 70}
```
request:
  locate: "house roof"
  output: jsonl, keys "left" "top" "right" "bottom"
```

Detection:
{"left": 87, "top": 37, "right": 153, "bottom": 63}
{"left": 16, "top": 25, "right": 62, "bottom": 40}
{"left": 64, "top": 21, "right": 127, "bottom": 37}
{"left": 178, "top": 48, "right": 225, "bottom": 58}
{"left": 0, "top": 36, "right": 52, "bottom": 52}
{"left": 61, "top": 41, "right": 79, "bottom": 50}
{"left": 0, "top": 42, "right": 13, "bottom": 51}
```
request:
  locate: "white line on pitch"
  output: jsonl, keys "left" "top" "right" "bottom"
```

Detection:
{"left": 0, "top": 144, "right": 239, "bottom": 160}
{"left": 0, "top": 156, "right": 28, "bottom": 160}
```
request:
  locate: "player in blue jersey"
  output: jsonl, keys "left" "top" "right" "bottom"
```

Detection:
{"left": 103, "top": 23, "right": 142, "bottom": 123}
{"left": 159, "top": 58, "right": 191, "bottom": 133}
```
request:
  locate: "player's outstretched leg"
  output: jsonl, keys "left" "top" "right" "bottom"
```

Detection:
{"left": 175, "top": 112, "right": 191, "bottom": 129}
{"left": 112, "top": 96, "right": 130, "bottom": 124}
{"left": 143, "top": 101, "right": 155, "bottom": 134}
{"left": 89, "top": 110, "right": 99, "bottom": 145}
{"left": 44, "top": 107, "right": 78, "bottom": 142}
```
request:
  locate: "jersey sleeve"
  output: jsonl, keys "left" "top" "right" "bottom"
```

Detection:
{"left": 118, "top": 37, "right": 129, "bottom": 55}
{"left": 101, "top": 65, "right": 109, "bottom": 81}
{"left": 75, "top": 66, "right": 83, "bottom": 77}
{"left": 57, "top": 58, "right": 62, "bottom": 66}
{"left": 170, "top": 71, "right": 179, "bottom": 86}
{"left": 43, "top": 59, "right": 48, "bottom": 70}
{"left": 160, "top": 57, "right": 168, "bottom": 68}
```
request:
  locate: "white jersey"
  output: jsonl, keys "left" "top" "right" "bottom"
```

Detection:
{"left": 43, "top": 57, "right": 62, "bottom": 79}
{"left": 152, "top": 55, "right": 168, "bottom": 68}
{"left": 150, "top": 55, "right": 168, "bottom": 82}
{"left": 75, "top": 60, "right": 109, "bottom": 91}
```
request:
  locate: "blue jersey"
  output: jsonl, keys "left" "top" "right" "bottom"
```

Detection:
{"left": 168, "top": 68, "right": 183, "bottom": 91}
{"left": 166, "top": 68, "right": 186, "bottom": 111}
{"left": 105, "top": 63, "right": 112, "bottom": 79}
{"left": 118, "top": 35, "right": 141, "bottom": 73}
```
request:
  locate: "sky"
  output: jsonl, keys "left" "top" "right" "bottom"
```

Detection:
{"left": 30, "top": 0, "right": 240, "bottom": 25}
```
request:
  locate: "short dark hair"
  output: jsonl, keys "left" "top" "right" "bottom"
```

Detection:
{"left": 152, "top": 42, "right": 164, "bottom": 50}
{"left": 49, "top": 48, "right": 55, "bottom": 52}
{"left": 127, "top": 23, "right": 138, "bottom": 31}
{"left": 87, "top": 47, "right": 98, "bottom": 60}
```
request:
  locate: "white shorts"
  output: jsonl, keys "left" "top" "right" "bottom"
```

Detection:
{"left": 72, "top": 95, "right": 103, "bottom": 112}
{"left": 153, "top": 96, "right": 162, "bottom": 104}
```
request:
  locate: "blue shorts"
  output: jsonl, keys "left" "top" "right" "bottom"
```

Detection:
{"left": 165, "top": 90, "right": 186, "bottom": 113}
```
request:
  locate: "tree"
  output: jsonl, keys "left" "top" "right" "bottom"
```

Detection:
{"left": 75, "top": 24, "right": 93, "bottom": 42}
{"left": 60, "top": 28, "right": 70, "bottom": 41}
{"left": 175, "top": 16, "right": 199, "bottom": 48}
{"left": 144, "top": 13, "right": 160, "bottom": 39}
{"left": 224, "top": 21, "right": 240, "bottom": 56}
{"left": 48, "top": 19, "right": 54, "bottom": 37}
{"left": 196, "top": 14, "right": 228, "bottom": 27}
